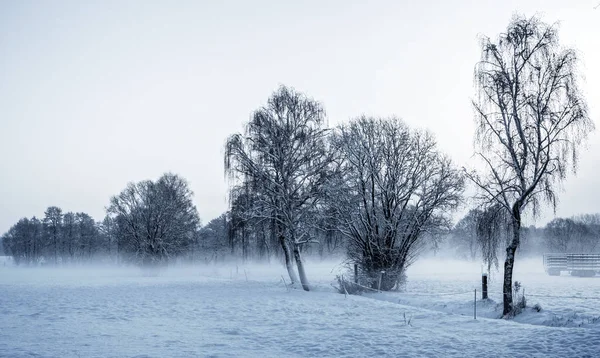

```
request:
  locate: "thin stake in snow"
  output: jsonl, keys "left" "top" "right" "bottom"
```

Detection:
{"left": 281, "top": 275, "right": 290, "bottom": 292}
{"left": 342, "top": 275, "right": 349, "bottom": 298}
{"left": 378, "top": 271, "right": 385, "bottom": 293}
{"left": 474, "top": 289, "right": 477, "bottom": 320}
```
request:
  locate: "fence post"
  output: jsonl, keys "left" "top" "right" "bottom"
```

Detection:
{"left": 354, "top": 264, "right": 358, "bottom": 284}
{"left": 482, "top": 273, "right": 488, "bottom": 300}
{"left": 378, "top": 271, "right": 385, "bottom": 292}
{"left": 474, "top": 289, "right": 477, "bottom": 320}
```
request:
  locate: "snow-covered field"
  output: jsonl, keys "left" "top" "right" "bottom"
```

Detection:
{"left": 1, "top": 256, "right": 599, "bottom": 357}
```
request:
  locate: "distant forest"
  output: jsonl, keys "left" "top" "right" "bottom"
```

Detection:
{"left": 3, "top": 200, "right": 599, "bottom": 267}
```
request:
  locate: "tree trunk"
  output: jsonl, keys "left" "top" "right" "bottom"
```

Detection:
{"left": 293, "top": 244, "right": 310, "bottom": 291}
{"left": 53, "top": 232, "right": 58, "bottom": 265}
{"left": 503, "top": 210, "right": 521, "bottom": 316}
{"left": 279, "top": 234, "right": 298, "bottom": 285}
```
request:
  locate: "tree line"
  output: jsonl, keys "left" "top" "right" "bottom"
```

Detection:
{"left": 1, "top": 208, "right": 105, "bottom": 266}
{"left": 2, "top": 173, "right": 214, "bottom": 266}
{"left": 444, "top": 210, "right": 600, "bottom": 263}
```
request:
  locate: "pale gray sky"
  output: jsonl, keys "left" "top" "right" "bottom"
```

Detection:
{"left": 1, "top": 0, "right": 598, "bottom": 233}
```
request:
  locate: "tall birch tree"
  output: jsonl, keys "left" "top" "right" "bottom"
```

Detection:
{"left": 467, "top": 15, "right": 593, "bottom": 315}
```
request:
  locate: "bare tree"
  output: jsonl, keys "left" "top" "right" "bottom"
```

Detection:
{"left": 227, "top": 182, "right": 263, "bottom": 261}
{"left": 544, "top": 218, "right": 580, "bottom": 252}
{"left": 572, "top": 214, "right": 600, "bottom": 252}
{"left": 1, "top": 218, "right": 43, "bottom": 265}
{"left": 544, "top": 217, "right": 598, "bottom": 253}
{"left": 196, "top": 214, "right": 230, "bottom": 263}
{"left": 107, "top": 173, "right": 200, "bottom": 266}
{"left": 330, "top": 117, "right": 464, "bottom": 290}
{"left": 43, "top": 206, "right": 63, "bottom": 265}
{"left": 572, "top": 213, "right": 600, "bottom": 233}
{"left": 225, "top": 85, "right": 334, "bottom": 291}
{"left": 450, "top": 209, "right": 483, "bottom": 260}
{"left": 98, "top": 215, "right": 119, "bottom": 263}
{"left": 62, "top": 212, "right": 77, "bottom": 263}
{"left": 467, "top": 15, "right": 594, "bottom": 316}
{"left": 2, "top": 209, "right": 110, "bottom": 265}
{"left": 75, "top": 212, "right": 97, "bottom": 260}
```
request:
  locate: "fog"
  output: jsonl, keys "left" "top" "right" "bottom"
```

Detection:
{"left": 0, "top": 254, "right": 547, "bottom": 289}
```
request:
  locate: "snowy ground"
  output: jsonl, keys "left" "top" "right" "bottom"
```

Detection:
{"left": 1, "top": 256, "right": 599, "bottom": 357}
{"left": 376, "top": 257, "right": 600, "bottom": 328}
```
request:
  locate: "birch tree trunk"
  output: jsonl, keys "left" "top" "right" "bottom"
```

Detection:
{"left": 293, "top": 244, "right": 310, "bottom": 291}
{"left": 503, "top": 208, "right": 521, "bottom": 315}
{"left": 279, "top": 234, "right": 298, "bottom": 285}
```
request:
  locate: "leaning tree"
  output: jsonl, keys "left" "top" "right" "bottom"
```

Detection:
{"left": 467, "top": 15, "right": 594, "bottom": 316}
{"left": 225, "top": 85, "right": 334, "bottom": 291}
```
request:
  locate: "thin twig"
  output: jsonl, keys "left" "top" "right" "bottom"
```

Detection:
{"left": 281, "top": 275, "right": 290, "bottom": 292}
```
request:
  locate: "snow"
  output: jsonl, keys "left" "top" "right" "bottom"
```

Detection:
{"left": 374, "top": 258, "right": 600, "bottom": 329}
{"left": 1, "top": 256, "right": 599, "bottom": 357}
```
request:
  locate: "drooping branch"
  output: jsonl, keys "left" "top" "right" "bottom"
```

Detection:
{"left": 469, "top": 14, "right": 593, "bottom": 316}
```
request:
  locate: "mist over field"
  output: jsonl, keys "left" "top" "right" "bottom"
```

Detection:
{"left": 2, "top": 255, "right": 600, "bottom": 357}
{"left": 0, "top": 253, "right": 547, "bottom": 287}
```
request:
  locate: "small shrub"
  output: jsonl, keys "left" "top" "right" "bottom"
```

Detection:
{"left": 403, "top": 312, "right": 413, "bottom": 326}
{"left": 513, "top": 281, "right": 521, "bottom": 294}
{"left": 334, "top": 275, "right": 365, "bottom": 295}
{"left": 506, "top": 281, "right": 527, "bottom": 317}
{"left": 532, "top": 303, "right": 542, "bottom": 312}
{"left": 516, "top": 294, "right": 527, "bottom": 310}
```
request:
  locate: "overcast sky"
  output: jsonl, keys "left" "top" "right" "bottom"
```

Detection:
{"left": 1, "top": 0, "right": 598, "bottom": 233}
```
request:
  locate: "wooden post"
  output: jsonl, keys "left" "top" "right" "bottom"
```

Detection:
{"left": 354, "top": 264, "right": 358, "bottom": 284}
{"left": 378, "top": 271, "right": 385, "bottom": 292}
{"left": 474, "top": 289, "right": 477, "bottom": 320}
{"left": 482, "top": 273, "right": 488, "bottom": 300}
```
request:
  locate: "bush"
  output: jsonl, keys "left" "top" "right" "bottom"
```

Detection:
{"left": 334, "top": 275, "right": 366, "bottom": 295}
{"left": 506, "top": 281, "right": 527, "bottom": 317}
{"left": 348, "top": 251, "right": 409, "bottom": 291}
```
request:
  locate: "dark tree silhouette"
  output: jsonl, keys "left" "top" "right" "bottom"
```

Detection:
{"left": 108, "top": 173, "right": 200, "bottom": 266}
{"left": 330, "top": 116, "right": 463, "bottom": 290}
{"left": 225, "top": 85, "right": 334, "bottom": 291}
{"left": 467, "top": 15, "right": 594, "bottom": 316}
